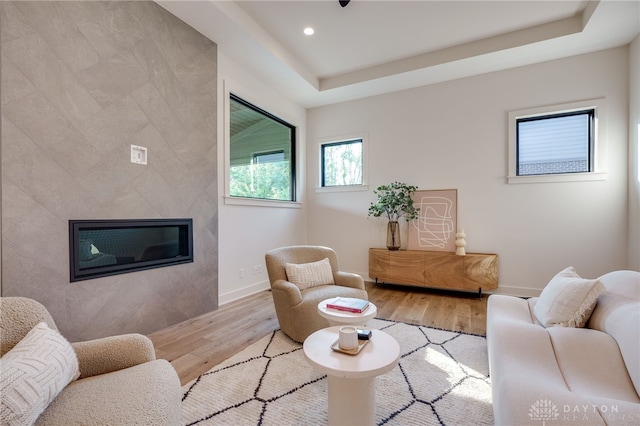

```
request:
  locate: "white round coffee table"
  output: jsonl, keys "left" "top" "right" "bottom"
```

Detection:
{"left": 318, "top": 298, "right": 377, "bottom": 326}
{"left": 303, "top": 326, "right": 400, "bottom": 425}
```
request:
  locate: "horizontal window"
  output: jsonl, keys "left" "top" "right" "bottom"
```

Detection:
{"left": 508, "top": 99, "right": 607, "bottom": 184}
{"left": 517, "top": 109, "right": 594, "bottom": 176}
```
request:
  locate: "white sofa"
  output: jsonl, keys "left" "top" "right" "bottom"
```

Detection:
{"left": 487, "top": 270, "right": 640, "bottom": 425}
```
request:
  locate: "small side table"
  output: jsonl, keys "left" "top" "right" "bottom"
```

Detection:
{"left": 318, "top": 298, "right": 377, "bottom": 326}
{"left": 303, "top": 326, "right": 400, "bottom": 425}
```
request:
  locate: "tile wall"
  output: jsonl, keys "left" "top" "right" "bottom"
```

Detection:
{"left": 0, "top": 1, "right": 218, "bottom": 341}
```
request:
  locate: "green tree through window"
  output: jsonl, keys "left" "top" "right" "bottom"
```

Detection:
{"left": 321, "top": 139, "right": 363, "bottom": 187}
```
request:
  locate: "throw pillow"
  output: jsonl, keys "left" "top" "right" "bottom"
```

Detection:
{"left": 1, "top": 322, "right": 80, "bottom": 426}
{"left": 285, "top": 258, "right": 334, "bottom": 290}
{"left": 534, "top": 266, "right": 605, "bottom": 327}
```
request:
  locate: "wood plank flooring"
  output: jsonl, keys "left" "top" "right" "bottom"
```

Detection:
{"left": 148, "top": 282, "right": 488, "bottom": 386}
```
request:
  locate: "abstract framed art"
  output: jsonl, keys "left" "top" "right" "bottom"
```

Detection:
{"left": 407, "top": 189, "right": 457, "bottom": 252}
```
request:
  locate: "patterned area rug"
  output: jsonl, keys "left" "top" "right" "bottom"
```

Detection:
{"left": 182, "top": 318, "right": 493, "bottom": 425}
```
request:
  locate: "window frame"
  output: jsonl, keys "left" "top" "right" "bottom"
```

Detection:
{"left": 316, "top": 133, "right": 369, "bottom": 193}
{"left": 253, "top": 150, "right": 285, "bottom": 165}
{"left": 224, "top": 87, "right": 300, "bottom": 208}
{"left": 516, "top": 109, "right": 595, "bottom": 176}
{"left": 320, "top": 138, "right": 364, "bottom": 187}
{"left": 507, "top": 98, "right": 607, "bottom": 184}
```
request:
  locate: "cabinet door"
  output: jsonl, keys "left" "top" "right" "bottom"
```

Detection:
{"left": 423, "top": 252, "right": 464, "bottom": 290}
{"left": 463, "top": 254, "right": 498, "bottom": 291}
{"left": 369, "top": 248, "right": 391, "bottom": 281}
{"left": 389, "top": 251, "right": 424, "bottom": 286}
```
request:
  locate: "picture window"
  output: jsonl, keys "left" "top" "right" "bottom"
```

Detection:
{"left": 229, "top": 94, "right": 296, "bottom": 201}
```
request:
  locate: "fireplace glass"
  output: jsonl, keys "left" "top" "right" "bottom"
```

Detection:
{"left": 69, "top": 219, "right": 193, "bottom": 282}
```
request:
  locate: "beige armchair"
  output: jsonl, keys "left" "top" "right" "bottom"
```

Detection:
{"left": 265, "top": 245, "right": 368, "bottom": 342}
{"left": 0, "top": 297, "right": 182, "bottom": 425}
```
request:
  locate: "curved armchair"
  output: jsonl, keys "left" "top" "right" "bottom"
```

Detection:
{"left": 0, "top": 297, "right": 182, "bottom": 425}
{"left": 265, "top": 245, "right": 368, "bottom": 342}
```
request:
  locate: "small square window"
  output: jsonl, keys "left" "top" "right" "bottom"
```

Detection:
{"left": 321, "top": 139, "right": 363, "bottom": 187}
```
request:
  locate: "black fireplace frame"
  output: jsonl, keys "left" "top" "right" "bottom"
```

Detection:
{"left": 69, "top": 218, "right": 193, "bottom": 282}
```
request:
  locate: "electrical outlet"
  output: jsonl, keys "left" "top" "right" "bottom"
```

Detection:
{"left": 130, "top": 145, "right": 147, "bottom": 165}
{"left": 239, "top": 268, "right": 245, "bottom": 278}
{"left": 254, "top": 265, "right": 261, "bottom": 274}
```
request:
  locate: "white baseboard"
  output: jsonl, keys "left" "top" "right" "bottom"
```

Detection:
{"left": 219, "top": 280, "right": 270, "bottom": 306}
{"left": 484, "top": 285, "right": 541, "bottom": 298}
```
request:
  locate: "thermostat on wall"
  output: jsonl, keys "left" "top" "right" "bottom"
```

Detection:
{"left": 131, "top": 145, "right": 148, "bottom": 165}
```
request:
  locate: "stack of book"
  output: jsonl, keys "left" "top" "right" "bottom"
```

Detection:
{"left": 326, "top": 297, "right": 370, "bottom": 313}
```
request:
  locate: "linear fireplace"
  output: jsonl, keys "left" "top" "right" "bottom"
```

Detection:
{"left": 69, "top": 218, "right": 193, "bottom": 282}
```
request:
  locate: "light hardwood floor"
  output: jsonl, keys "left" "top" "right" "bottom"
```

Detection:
{"left": 148, "top": 282, "right": 488, "bottom": 386}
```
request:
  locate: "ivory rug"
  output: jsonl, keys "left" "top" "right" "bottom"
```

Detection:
{"left": 182, "top": 318, "right": 493, "bottom": 425}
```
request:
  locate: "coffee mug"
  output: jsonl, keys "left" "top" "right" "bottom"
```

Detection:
{"left": 338, "top": 325, "right": 359, "bottom": 350}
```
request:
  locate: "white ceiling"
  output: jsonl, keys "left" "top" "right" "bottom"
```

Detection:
{"left": 158, "top": 0, "right": 640, "bottom": 108}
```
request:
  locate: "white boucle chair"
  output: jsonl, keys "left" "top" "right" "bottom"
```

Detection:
{"left": 0, "top": 297, "right": 182, "bottom": 425}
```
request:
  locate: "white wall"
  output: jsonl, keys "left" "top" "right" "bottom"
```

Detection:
{"left": 629, "top": 35, "right": 640, "bottom": 270}
{"left": 217, "top": 51, "right": 307, "bottom": 304}
{"left": 307, "top": 47, "right": 630, "bottom": 296}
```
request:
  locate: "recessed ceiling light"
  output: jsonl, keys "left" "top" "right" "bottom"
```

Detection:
{"left": 304, "top": 27, "right": 314, "bottom": 36}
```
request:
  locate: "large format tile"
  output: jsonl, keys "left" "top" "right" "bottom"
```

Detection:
{"left": 13, "top": 0, "right": 99, "bottom": 72}
{"left": 3, "top": 91, "right": 101, "bottom": 178}
{"left": 76, "top": 51, "right": 148, "bottom": 107}
{"left": 1, "top": 115, "right": 100, "bottom": 219}
{"left": 77, "top": 94, "right": 149, "bottom": 154}
{"left": 0, "top": 57, "right": 37, "bottom": 106}
{"left": 131, "top": 82, "right": 188, "bottom": 148}
{"left": 3, "top": 32, "right": 101, "bottom": 125}
{"left": 0, "top": 2, "right": 37, "bottom": 45}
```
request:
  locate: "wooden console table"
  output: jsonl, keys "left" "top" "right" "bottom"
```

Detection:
{"left": 369, "top": 248, "right": 498, "bottom": 295}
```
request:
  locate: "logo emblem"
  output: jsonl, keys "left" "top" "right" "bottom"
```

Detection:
{"left": 529, "top": 399, "right": 559, "bottom": 425}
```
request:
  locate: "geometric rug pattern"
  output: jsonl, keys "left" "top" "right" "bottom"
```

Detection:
{"left": 182, "top": 318, "right": 493, "bottom": 425}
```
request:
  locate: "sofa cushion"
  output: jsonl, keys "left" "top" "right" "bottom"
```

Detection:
{"left": 285, "top": 257, "right": 334, "bottom": 290}
{"left": 36, "top": 359, "right": 182, "bottom": 425}
{"left": 534, "top": 267, "right": 604, "bottom": 327}
{"left": 487, "top": 295, "right": 575, "bottom": 425}
{"left": 548, "top": 327, "right": 640, "bottom": 403}
{"left": 588, "top": 270, "right": 640, "bottom": 397}
{"left": 1, "top": 322, "right": 79, "bottom": 426}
